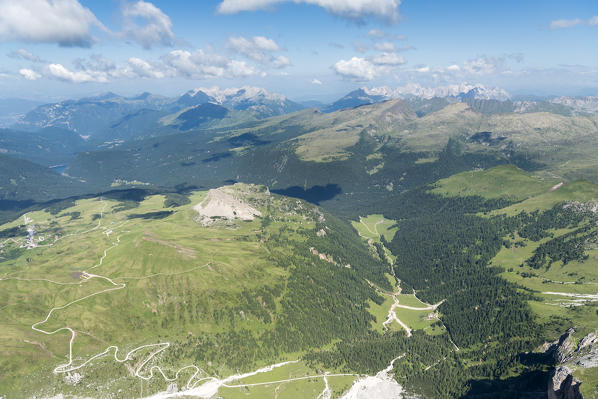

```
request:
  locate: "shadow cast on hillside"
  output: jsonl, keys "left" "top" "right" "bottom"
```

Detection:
{"left": 461, "top": 370, "right": 550, "bottom": 399}
{"left": 271, "top": 184, "right": 342, "bottom": 205}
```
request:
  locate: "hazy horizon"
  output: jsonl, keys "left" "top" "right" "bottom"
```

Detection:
{"left": 0, "top": 0, "right": 597, "bottom": 102}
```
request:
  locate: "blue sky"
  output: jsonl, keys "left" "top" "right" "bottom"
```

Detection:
{"left": 0, "top": 0, "right": 597, "bottom": 101}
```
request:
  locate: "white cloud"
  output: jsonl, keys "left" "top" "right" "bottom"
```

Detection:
{"left": 462, "top": 56, "right": 504, "bottom": 75}
{"left": 550, "top": 18, "right": 583, "bottom": 29}
{"left": 228, "top": 35, "right": 281, "bottom": 62}
{"left": 550, "top": 16, "right": 598, "bottom": 29}
{"left": 227, "top": 60, "right": 261, "bottom": 77}
{"left": 272, "top": 55, "right": 291, "bottom": 68}
{"left": 163, "top": 49, "right": 263, "bottom": 79}
{"left": 122, "top": 1, "right": 174, "bottom": 49}
{"left": 47, "top": 63, "right": 108, "bottom": 83}
{"left": 227, "top": 35, "right": 291, "bottom": 69}
{"left": 253, "top": 36, "right": 280, "bottom": 51}
{"left": 311, "top": 78, "right": 322, "bottom": 85}
{"left": 19, "top": 68, "right": 41, "bottom": 80}
{"left": 415, "top": 66, "right": 430, "bottom": 73}
{"left": 373, "top": 41, "right": 395, "bottom": 52}
{"left": 217, "top": 0, "right": 401, "bottom": 22}
{"left": 371, "top": 52, "right": 405, "bottom": 65}
{"left": 333, "top": 57, "right": 379, "bottom": 80}
{"left": 8, "top": 48, "right": 43, "bottom": 62}
{"left": 0, "top": 0, "right": 104, "bottom": 47}
{"left": 29, "top": 45, "right": 269, "bottom": 83}
{"left": 127, "top": 57, "right": 165, "bottom": 79}
{"left": 446, "top": 64, "right": 460, "bottom": 71}
{"left": 163, "top": 49, "right": 227, "bottom": 79}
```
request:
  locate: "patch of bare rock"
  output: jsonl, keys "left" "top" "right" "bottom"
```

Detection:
{"left": 193, "top": 185, "right": 263, "bottom": 226}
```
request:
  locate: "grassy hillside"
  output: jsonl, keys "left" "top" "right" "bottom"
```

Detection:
{"left": 431, "top": 164, "right": 557, "bottom": 201}
{"left": 2, "top": 184, "right": 441, "bottom": 398}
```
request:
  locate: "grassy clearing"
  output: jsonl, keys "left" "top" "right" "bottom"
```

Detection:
{"left": 394, "top": 307, "right": 436, "bottom": 331}
{"left": 396, "top": 294, "right": 429, "bottom": 308}
{"left": 431, "top": 164, "right": 556, "bottom": 201}
{"left": 352, "top": 214, "right": 397, "bottom": 243}
{"left": 352, "top": 214, "right": 398, "bottom": 265}
{"left": 493, "top": 180, "right": 598, "bottom": 216}
{"left": 367, "top": 296, "right": 394, "bottom": 333}
{"left": 217, "top": 360, "right": 357, "bottom": 398}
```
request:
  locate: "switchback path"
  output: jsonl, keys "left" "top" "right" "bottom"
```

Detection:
{"left": 2, "top": 200, "right": 361, "bottom": 398}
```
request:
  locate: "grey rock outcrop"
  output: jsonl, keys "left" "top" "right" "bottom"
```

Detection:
{"left": 193, "top": 186, "right": 262, "bottom": 226}
{"left": 548, "top": 366, "right": 582, "bottom": 399}
{"left": 554, "top": 328, "right": 577, "bottom": 364}
{"left": 545, "top": 328, "right": 598, "bottom": 399}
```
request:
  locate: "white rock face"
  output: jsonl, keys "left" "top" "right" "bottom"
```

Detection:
{"left": 340, "top": 375, "right": 404, "bottom": 399}
{"left": 341, "top": 356, "right": 405, "bottom": 399}
{"left": 194, "top": 187, "right": 262, "bottom": 226}
{"left": 551, "top": 96, "right": 598, "bottom": 113}
{"left": 548, "top": 366, "right": 582, "bottom": 399}
{"left": 63, "top": 372, "right": 83, "bottom": 385}
{"left": 362, "top": 83, "right": 510, "bottom": 101}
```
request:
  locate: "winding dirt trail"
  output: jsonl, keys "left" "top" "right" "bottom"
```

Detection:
{"left": 382, "top": 282, "right": 413, "bottom": 337}
{"left": 2, "top": 200, "right": 363, "bottom": 398}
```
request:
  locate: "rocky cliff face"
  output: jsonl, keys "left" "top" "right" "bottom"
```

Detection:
{"left": 548, "top": 366, "right": 582, "bottom": 399}
{"left": 545, "top": 328, "right": 598, "bottom": 399}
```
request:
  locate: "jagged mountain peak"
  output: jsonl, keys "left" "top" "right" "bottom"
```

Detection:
{"left": 326, "top": 83, "right": 510, "bottom": 113}
{"left": 363, "top": 83, "right": 510, "bottom": 101}
{"left": 190, "top": 86, "right": 288, "bottom": 104}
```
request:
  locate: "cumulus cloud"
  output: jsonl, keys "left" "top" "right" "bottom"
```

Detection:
{"left": 228, "top": 59, "right": 262, "bottom": 77}
{"left": 228, "top": 36, "right": 280, "bottom": 62}
{"left": 29, "top": 42, "right": 273, "bottom": 83}
{"left": 8, "top": 48, "right": 43, "bottom": 62}
{"left": 272, "top": 55, "right": 291, "bottom": 68}
{"left": 163, "top": 49, "right": 263, "bottom": 79}
{"left": 0, "top": 0, "right": 105, "bottom": 47}
{"left": 163, "top": 49, "right": 227, "bottom": 78}
{"left": 47, "top": 63, "right": 108, "bottom": 83}
{"left": 446, "top": 64, "right": 460, "bottom": 71}
{"left": 311, "top": 78, "right": 322, "bottom": 85}
{"left": 122, "top": 1, "right": 174, "bottom": 49}
{"left": 461, "top": 56, "right": 508, "bottom": 75}
{"left": 127, "top": 57, "right": 165, "bottom": 78}
{"left": 19, "top": 68, "right": 41, "bottom": 80}
{"left": 217, "top": 0, "right": 401, "bottom": 22}
{"left": 333, "top": 57, "right": 379, "bottom": 80}
{"left": 227, "top": 35, "right": 291, "bottom": 69}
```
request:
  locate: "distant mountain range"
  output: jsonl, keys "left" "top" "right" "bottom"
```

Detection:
{"left": 8, "top": 85, "right": 598, "bottom": 145}
{"left": 0, "top": 98, "right": 45, "bottom": 127}
{"left": 14, "top": 87, "right": 305, "bottom": 140}
{"left": 323, "top": 83, "right": 511, "bottom": 113}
